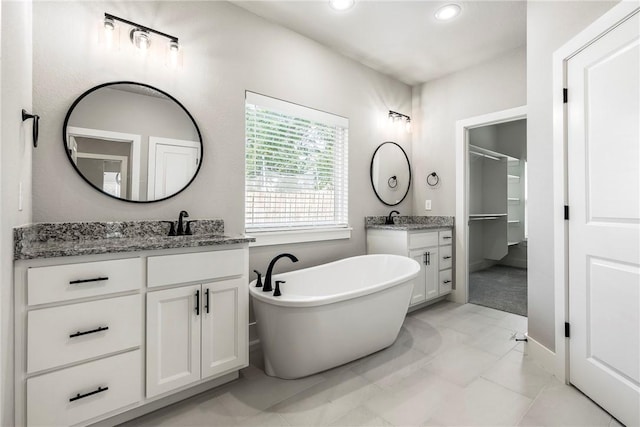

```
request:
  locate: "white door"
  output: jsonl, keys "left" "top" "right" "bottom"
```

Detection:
{"left": 148, "top": 137, "right": 199, "bottom": 199}
{"left": 146, "top": 285, "right": 201, "bottom": 398}
{"left": 409, "top": 250, "right": 427, "bottom": 305}
{"left": 567, "top": 10, "right": 640, "bottom": 426}
{"left": 201, "top": 278, "right": 248, "bottom": 379}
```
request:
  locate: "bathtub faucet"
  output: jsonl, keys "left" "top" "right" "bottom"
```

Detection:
{"left": 264, "top": 253, "right": 299, "bottom": 293}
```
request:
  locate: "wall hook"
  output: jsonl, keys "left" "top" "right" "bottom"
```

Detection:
{"left": 22, "top": 109, "right": 40, "bottom": 148}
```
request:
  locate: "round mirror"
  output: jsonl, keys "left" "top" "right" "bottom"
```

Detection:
{"left": 370, "top": 141, "right": 411, "bottom": 206}
{"left": 63, "top": 81, "right": 202, "bottom": 203}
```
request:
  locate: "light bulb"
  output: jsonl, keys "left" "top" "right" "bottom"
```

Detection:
{"left": 104, "top": 17, "right": 115, "bottom": 32}
{"left": 167, "top": 40, "right": 180, "bottom": 68}
{"left": 405, "top": 119, "right": 412, "bottom": 133}
{"left": 131, "top": 29, "right": 150, "bottom": 50}
{"left": 329, "top": 0, "right": 355, "bottom": 11}
{"left": 435, "top": 4, "right": 461, "bottom": 21}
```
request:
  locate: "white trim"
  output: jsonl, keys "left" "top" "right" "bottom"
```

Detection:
{"left": 552, "top": 1, "right": 640, "bottom": 384}
{"left": 454, "top": 106, "right": 527, "bottom": 304}
{"left": 66, "top": 126, "right": 141, "bottom": 200}
{"left": 525, "top": 333, "right": 557, "bottom": 376}
{"left": 147, "top": 136, "right": 200, "bottom": 199}
{"left": 248, "top": 227, "right": 352, "bottom": 247}
{"left": 76, "top": 152, "right": 129, "bottom": 198}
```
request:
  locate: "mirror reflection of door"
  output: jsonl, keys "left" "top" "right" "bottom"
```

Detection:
{"left": 148, "top": 137, "right": 200, "bottom": 199}
{"left": 76, "top": 154, "right": 128, "bottom": 198}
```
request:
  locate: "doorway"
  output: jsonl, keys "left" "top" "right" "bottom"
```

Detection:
{"left": 453, "top": 106, "right": 527, "bottom": 308}
{"left": 467, "top": 119, "right": 527, "bottom": 316}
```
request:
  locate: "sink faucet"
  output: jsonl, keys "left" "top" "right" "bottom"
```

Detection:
{"left": 385, "top": 210, "right": 400, "bottom": 225}
{"left": 264, "top": 253, "right": 299, "bottom": 292}
{"left": 177, "top": 210, "right": 189, "bottom": 235}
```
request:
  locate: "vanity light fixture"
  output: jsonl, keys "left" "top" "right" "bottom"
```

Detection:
{"left": 329, "top": 0, "right": 355, "bottom": 11}
{"left": 103, "top": 13, "right": 179, "bottom": 54}
{"left": 388, "top": 110, "right": 412, "bottom": 133}
{"left": 434, "top": 3, "right": 462, "bottom": 21}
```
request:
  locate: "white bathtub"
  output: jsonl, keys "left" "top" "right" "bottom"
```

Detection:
{"left": 250, "top": 254, "right": 420, "bottom": 379}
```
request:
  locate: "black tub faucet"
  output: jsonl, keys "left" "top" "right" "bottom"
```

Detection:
{"left": 386, "top": 210, "right": 400, "bottom": 225}
{"left": 177, "top": 210, "right": 189, "bottom": 235}
{"left": 264, "top": 253, "right": 298, "bottom": 292}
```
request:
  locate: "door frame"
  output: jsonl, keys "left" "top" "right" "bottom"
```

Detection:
{"left": 552, "top": 1, "right": 640, "bottom": 383}
{"left": 454, "top": 106, "right": 527, "bottom": 305}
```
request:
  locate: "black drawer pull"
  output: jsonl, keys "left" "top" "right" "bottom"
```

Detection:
{"left": 69, "top": 386, "right": 108, "bottom": 402}
{"left": 195, "top": 289, "right": 200, "bottom": 316}
{"left": 205, "top": 288, "right": 210, "bottom": 314}
{"left": 442, "top": 236, "right": 452, "bottom": 240}
{"left": 69, "top": 326, "right": 109, "bottom": 338}
{"left": 69, "top": 276, "right": 109, "bottom": 285}
{"left": 443, "top": 256, "right": 452, "bottom": 260}
{"left": 443, "top": 280, "right": 452, "bottom": 284}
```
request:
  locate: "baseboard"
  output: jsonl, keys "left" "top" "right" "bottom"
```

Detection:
{"left": 524, "top": 333, "right": 556, "bottom": 376}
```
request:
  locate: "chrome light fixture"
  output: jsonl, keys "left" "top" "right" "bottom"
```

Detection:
{"left": 388, "top": 110, "right": 412, "bottom": 133}
{"left": 104, "top": 13, "right": 179, "bottom": 54}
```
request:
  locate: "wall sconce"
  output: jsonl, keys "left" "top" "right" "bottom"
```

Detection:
{"left": 103, "top": 13, "right": 181, "bottom": 66}
{"left": 388, "top": 110, "right": 411, "bottom": 133}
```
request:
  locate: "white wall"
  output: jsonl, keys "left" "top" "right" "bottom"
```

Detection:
{"left": 526, "top": 0, "right": 617, "bottom": 352}
{"left": 411, "top": 46, "right": 526, "bottom": 216}
{"left": 32, "top": 1, "right": 412, "bottom": 273}
{"left": 0, "top": 1, "right": 33, "bottom": 424}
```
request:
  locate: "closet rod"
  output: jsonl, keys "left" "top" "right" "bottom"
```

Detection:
{"left": 469, "top": 151, "right": 501, "bottom": 161}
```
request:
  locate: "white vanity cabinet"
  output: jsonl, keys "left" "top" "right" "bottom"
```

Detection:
{"left": 367, "top": 227, "right": 454, "bottom": 308}
{"left": 146, "top": 250, "right": 248, "bottom": 398}
{"left": 14, "top": 245, "right": 250, "bottom": 427}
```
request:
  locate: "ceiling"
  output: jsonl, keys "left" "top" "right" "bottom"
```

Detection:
{"left": 232, "top": 0, "right": 527, "bottom": 86}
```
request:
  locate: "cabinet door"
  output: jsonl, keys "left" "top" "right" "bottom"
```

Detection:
{"left": 146, "top": 285, "right": 201, "bottom": 398}
{"left": 409, "top": 250, "right": 427, "bottom": 305}
{"left": 201, "top": 278, "right": 248, "bottom": 379}
{"left": 424, "top": 247, "right": 439, "bottom": 301}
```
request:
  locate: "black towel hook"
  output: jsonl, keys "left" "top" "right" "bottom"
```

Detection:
{"left": 22, "top": 109, "right": 39, "bottom": 148}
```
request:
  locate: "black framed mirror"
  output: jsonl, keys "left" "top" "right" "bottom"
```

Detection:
{"left": 370, "top": 141, "right": 411, "bottom": 206}
{"left": 63, "top": 81, "right": 203, "bottom": 203}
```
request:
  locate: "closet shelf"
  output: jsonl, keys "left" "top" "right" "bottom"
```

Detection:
{"left": 468, "top": 144, "right": 518, "bottom": 162}
{"left": 508, "top": 220, "right": 520, "bottom": 224}
{"left": 508, "top": 198, "right": 520, "bottom": 202}
{"left": 508, "top": 174, "right": 520, "bottom": 180}
{"left": 508, "top": 241, "right": 520, "bottom": 246}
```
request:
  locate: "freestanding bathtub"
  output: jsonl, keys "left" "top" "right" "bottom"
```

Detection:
{"left": 250, "top": 254, "right": 421, "bottom": 379}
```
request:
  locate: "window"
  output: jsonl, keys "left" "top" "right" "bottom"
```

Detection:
{"left": 245, "top": 92, "right": 349, "bottom": 245}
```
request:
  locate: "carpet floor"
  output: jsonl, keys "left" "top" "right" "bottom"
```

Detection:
{"left": 469, "top": 265, "right": 527, "bottom": 316}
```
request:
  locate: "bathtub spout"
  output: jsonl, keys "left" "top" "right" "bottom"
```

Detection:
{"left": 264, "top": 253, "right": 298, "bottom": 292}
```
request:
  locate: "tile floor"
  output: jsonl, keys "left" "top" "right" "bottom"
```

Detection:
{"left": 122, "top": 301, "right": 618, "bottom": 427}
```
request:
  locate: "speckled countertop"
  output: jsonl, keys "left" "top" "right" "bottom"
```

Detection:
{"left": 14, "top": 220, "right": 255, "bottom": 260}
{"left": 365, "top": 215, "right": 454, "bottom": 231}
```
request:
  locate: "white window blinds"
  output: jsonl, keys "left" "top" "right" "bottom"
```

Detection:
{"left": 245, "top": 92, "right": 349, "bottom": 232}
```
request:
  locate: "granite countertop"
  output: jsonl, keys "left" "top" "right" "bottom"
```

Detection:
{"left": 365, "top": 215, "right": 454, "bottom": 231}
{"left": 14, "top": 220, "right": 255, "bottom": 260}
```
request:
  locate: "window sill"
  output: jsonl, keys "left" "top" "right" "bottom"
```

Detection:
{"left": 247, "top": 227, "right": 352, "bottom": 247}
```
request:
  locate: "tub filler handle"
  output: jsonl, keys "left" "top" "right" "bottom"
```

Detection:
{"left": 253, "top": 270, "right": 263, "bottom": 288}
{"left": 274, "top": 280, "right": 284, "bottom": 297}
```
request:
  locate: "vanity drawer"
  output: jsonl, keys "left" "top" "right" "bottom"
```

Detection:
{"left": 439, "top": 229, "right": 453, "bottom": 245}
{"left": 408, "top": 232, "right": 438, "bottom": 250}
{"left": 439, "top": 269, "right": 453, "bottom": 294}
{"left": 27, "top": 258, "right": 142, "bottom": 306}
{"left": 439, "top": 245, "right": 453, "bottom": 270}
{"left": 27, "top": 350, "right": 141, "bottom": 427}
{"left": 148, "top": 249, "right": 244, "bottom": 288}
{"left": 27, "top": 294, "right": 141, "bottom": 373}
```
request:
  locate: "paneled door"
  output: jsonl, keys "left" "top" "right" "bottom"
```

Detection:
{"left": 148, "top": 136, "right": 199, "bottom": 199}
{"left": 147, "top": 285, "right": 201, "bottom": 398}
{"left": 201, "top": 278, "right": 248, "bottom": 379}
{"left": 567, "top": 10, "right": 639, "bottom": 426}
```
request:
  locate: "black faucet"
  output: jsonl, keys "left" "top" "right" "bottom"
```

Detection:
{"left": 385, "top": 210, "right": 400, "bottom": 225}
{"left": 176, "top": 210, "right": 189, "bottom": 235}
{"left": 264, "top": 253, "right": 298, "bottom": 292}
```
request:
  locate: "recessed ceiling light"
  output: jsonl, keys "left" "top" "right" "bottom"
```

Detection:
{"left": 329, "top": 0, "right": 355, "bottom": 12}
{"left": 435, "top": 4, "right": 461, "bottom": 21}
